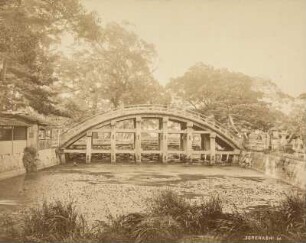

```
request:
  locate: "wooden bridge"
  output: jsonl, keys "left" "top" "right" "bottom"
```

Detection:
{"left": 58, "top": 105, "right": 242, "bottom": 164}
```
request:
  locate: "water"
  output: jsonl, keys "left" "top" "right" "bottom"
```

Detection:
{"left": 0, "top": 163, "right": 301, "bottom": 225}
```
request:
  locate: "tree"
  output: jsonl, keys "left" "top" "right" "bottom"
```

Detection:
{"left": 285, "top": 95, "right": 306, "bottom": 143}
{"left": 56, "top": 22, "right": 169, "bottom": 117}
{"left": 167, "top": 63, "right": 283, "bottom": 131}
{"left": 0, "top": 0, "right": 101, "bottom": 114}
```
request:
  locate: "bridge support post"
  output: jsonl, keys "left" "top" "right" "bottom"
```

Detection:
{"left": 135, "top": 116, "right": 142, "bottom": 163}
{"left": 210, "top": 132, "right": 216, "bottom": 164}
{"left": 201, "top": 134, "right": 210, "bottom": 150}
{"left": 86, "top": 131, "right": 92, "bottom": 163}
{"left": 161, "top": 117, "right": 168, "bottom": 163}
{"left": 60, "top": 153, "right": 66, "bottom": 164}
{"left": 111, "top": 121, "right": 116, "bottom": 163}
{"left": 186, "top": 122, "right": 193, "bottom": 163}
{"left": 58, "top": 149, "right": 66, "bottom": 164}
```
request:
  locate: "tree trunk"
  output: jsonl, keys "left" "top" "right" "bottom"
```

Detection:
{"left": 0, "top": 58, "right": 8, "bottom": 110}
{"left": 0, "top": 58, "right": 8, "bottom": 83}
{"left": 111, "top": 93, "right": 121, "bottom": 108}
{"left": 92, "top": 91, "right": 98, "bottom": 115}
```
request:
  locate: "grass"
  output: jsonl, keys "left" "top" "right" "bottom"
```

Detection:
{"left": 0, "top": 213, "right": 21, "bottom": 241}
{"left": 22, "top": 200, "right": 87, "bottom": 242}
{"left": 248, "top": 193, "right": 306, "bottom": 242}
{"left": 5, "top": 191, "right": 305, "bottom": 243}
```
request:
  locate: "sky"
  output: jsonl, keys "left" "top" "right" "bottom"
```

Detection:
{"left": 82, "top": 0, "right": 306, "bottom": 97}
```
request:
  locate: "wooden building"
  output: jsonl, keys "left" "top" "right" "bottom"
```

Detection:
{"left": 0, "top": 112, "right": 58, "bottom": 155}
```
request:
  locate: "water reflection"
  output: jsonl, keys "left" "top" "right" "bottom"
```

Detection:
{"left": 0, "top": 173, "right": 42, "bottom": 211}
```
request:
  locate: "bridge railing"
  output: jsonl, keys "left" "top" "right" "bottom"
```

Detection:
{"left": 60, "top": 104, "right": 242, "bottom": 147}
{"left": 123, "top": 104, "right": 240, "bottom": 143}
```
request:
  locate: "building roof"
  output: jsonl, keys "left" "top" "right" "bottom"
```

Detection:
{"left": 0, "top": 117, "right": 32, "bottom": 127}
{"left": 0, "top": 112, "right": 50, "bottom": 126}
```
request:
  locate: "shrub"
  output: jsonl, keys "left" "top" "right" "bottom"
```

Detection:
{"left": 270, "top": 193, "right": 305, "bottom": 241}
{"left": 22, "top": 200, "right": 86, "bottom": 242}
{"left": 94, "top": 192, "right": 184, "bottom": 243}
{"left": 177, "top": 195, "right": 226, "bottom": 235}
{"left": 149, "top": 190, "right": 191, "bottom": 220}
{"left": 216, "top": 211, "right": 261, "bottom": 242}
{"left": 148, "top": 191, "right": 226, "bottom": 235}
{"left": 133, "top": 215, "right": 182, "bottom": 243}
{"left": 22, "top": 146, "right": 38, "bottom": 173}
{"left": 93, "top": 213, "right": 145, "bottom": 243}
{"left": 221, "top": 193, "right": 306, "bottom": 242}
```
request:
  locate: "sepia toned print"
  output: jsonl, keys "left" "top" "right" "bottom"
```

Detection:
{"left": 0, "top": 0, "right": 305, "bottom": 242}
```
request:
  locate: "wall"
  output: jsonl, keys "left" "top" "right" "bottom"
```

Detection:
{"left": 0, "top": 141, "right": 12, "bottom": 155}
{"left": 27, "top": 124, "right": 39, "bottom": 149}
{"left": 37, "top": 148, "right": 59, "bottom": 170}
{"left": 0, "top": 140, "right": 27, "bottom": 155}
{"left": 0, "top": 152, "right": 25, "bottom": 180}
{"left": 244, "top": 152, "right": 306, "bottom": 190}
{"left": 13, "top": 140, "right": 27, "bottom": 154}
{"left": 0, "top": 148, "right": 59, "bottom": 181}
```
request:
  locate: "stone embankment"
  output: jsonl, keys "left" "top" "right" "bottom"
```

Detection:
{"left": 0, "top": 149, "right": 59, "bottom": 181}
{"left": 240, "top": 151, "right": 305, "bottom": 190}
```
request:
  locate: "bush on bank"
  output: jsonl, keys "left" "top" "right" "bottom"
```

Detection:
{"left": 22, "top": 146, "right": 38, "bottom": 173}
{"left": 4, "top": 191, "right": 305, "bottom": 243}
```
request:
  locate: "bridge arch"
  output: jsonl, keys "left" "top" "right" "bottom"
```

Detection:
{"left": 59, "top": 105, "right": 242, "bottom": 164}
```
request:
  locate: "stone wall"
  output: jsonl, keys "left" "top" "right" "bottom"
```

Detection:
{"left": 243, "top": 152, "right": 306, "bottom": 190}
{"left": 37, "top": 149, "right": 59, "bottom": 170}
{"left": 0, "top": 148, "right": 59, "bottom": 181}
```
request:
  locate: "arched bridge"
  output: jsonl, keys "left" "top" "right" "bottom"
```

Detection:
{"left": 59, "top": 105, "right": 242, "bottom": 164}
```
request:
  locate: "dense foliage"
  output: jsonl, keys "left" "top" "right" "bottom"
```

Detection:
{"left": 167, "top": 63, "right": 285, "bottom": 131}
{"left": 0, "top": 0, "right": 101, "bottom": 115}
{"left": 0, "top": 1, "right": 301, "bottom": 134}
{"left": 57, "top": 23, "right": 170, "bottom": 117}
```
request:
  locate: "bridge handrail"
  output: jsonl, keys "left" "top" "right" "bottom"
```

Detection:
{"left": 123, "top": 104, "right": 238, "bottom": 139}
{"left": 60, "top": 104, "right": 241, "bottom": 146}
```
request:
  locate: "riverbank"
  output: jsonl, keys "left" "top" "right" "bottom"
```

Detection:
{"left": 1, "top": 190, "right": 305, "bottom": 243}
{"left": 0, "top": 149, "right": 59, "bottom": 181}
{"left": 244, "top": 152, "right": 306, "bottom": 189}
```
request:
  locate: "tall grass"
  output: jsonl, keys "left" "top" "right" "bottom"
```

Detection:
{"left": 14, "top": 191, "right": 306, "bottom": 243}
{"left": 93, "top": 213, "right": 145, "bottom": 243}
{"left": 149, "top": 190, "right": 225, "bottom": 235}
{"left": 133, "top": 215, "right": 181, "bottom": 243}
{"left": 250, "top": 193, "right": 306, "bottom": 242}
{"left": 146, "top": 191, "right": 306, "bottom": 242}
{"left": 22, "top": 200, "right": 87, "bottom": 242}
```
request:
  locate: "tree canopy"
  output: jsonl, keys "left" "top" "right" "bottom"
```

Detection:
{"left": 56, "top": 22, "right": 169, "bottom": 117}
{"left": 0, "top": 1, "right": 169, "bottom": 119}
{"left": 167, "top": 63, "right": 284, "bottom": 131}
{"left": 0, "top": 1, "right": 294, "bottom": 134}
{"left": 0, "top": 0, "right": 101, "bottom": 114}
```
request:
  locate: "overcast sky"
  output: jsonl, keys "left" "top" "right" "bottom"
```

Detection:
{"left": 83, "top": 0, "right": 306, "bottom": 97}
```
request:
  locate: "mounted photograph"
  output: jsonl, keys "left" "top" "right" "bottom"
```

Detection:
{"left": 0, "top": 0, "right": 305, "bottom": 242}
